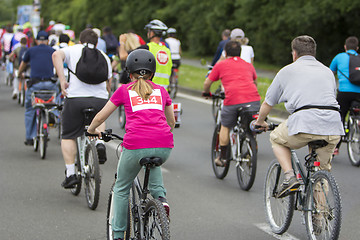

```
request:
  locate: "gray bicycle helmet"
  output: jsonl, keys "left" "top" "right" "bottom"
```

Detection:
{"left": 144, "top": 19, "right": 168, "bottom": 37}
{"left": 125, "top": 49, "right": 156, "bottom": 76}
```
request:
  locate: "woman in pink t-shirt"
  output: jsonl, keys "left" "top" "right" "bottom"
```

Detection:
{"left": 87, "top": 49, "right": 175, "bottom": 240}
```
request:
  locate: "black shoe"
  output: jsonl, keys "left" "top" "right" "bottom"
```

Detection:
{"left": 24, "top": 139, "right": 34, "bottom": 146}
{"left": 96, "top": 143, "right": 107, "bottom": 164}
{"left": 276, "top": 176, "right": 300, "bottom": 198}
{"left": 61, "top": 174, "right": 80, "bottom": 189}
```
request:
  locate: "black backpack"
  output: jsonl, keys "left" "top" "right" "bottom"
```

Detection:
{"left": 102, "top": 34, "right": 118, "bottom": 55}
{"left": 339, "top": 53, "right": 360, "bottom": 86}
{"left": 68, "top": 44, "right": 109, "bottom": 84}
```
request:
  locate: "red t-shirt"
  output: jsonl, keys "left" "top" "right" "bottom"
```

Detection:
{"left": 208, "top": 57, "right": 260, "bottom": 106}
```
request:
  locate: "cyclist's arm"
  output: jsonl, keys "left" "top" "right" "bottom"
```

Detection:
{"left": 88, "top": 100, "right": 117, "bottom": 136}
{"left": 203, "top": 77, "right": 213, "bottom": 93}
{"left": 255, "top": 101, "right": 273, "bottom": 129}
{"left": 165, "top": 104, "right": 175, "bottom": 132}
{"left": 18, "top": 60, "right": 28, "bottom": 77}
{"left": 52, "top": 50, "right": 68, "bottom": 96}
{"left": 118, "top": 34, "right": 128, "bottom": 61}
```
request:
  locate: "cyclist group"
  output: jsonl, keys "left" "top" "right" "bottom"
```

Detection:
{"left": 3, "top": 17, "right": 357, "bottom": 239}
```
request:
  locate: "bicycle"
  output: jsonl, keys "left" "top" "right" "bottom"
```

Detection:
{"left": 264, "top": 125, "right": 342, "bottom": 239}
{"left": 168, "top": 67, "right": 178, "bottom": 99}
{"left": 70, "top": 108, "right": 101, "bottom": 210}
{"left": 212, "top": 86, "right": 224, "bottom": 122}
{"left": 100, "top": 130, "right": 170, "bottom": 240}
{"left": 210, "top": 92, "right": 260, "bottom": 191}
{"left": 345, "top": 100, "right": 360, "bottom": 166}
{"left": 31, "top": 90, "right": 59, "bottom": 159}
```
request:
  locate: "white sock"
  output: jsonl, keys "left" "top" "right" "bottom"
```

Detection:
{"left": 66, "top": 164, "right": 75, "bottom": 177}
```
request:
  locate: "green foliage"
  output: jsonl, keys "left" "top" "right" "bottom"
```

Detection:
{"left": 4, "top": 0, "right": 360, "bottom": 67}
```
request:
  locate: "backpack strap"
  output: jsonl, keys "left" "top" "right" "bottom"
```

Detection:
{"left": 338, "top": 52, "right": 357, "bottom": 80}
{"left": 293, "top": 105, "right": 340, "bottom": 113}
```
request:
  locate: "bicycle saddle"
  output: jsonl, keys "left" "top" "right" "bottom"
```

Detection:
{"left": 139, "top": 157, "right": 163, "bottom": 167}
{"left": 308, "top": 140, "right": 328, "bottom": 149}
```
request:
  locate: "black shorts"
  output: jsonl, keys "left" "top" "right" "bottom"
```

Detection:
{"left": 221, "top": 101, "right": 260, "bottom": 128}
{"left": 172, "top": 59, "right": 181, "bottom": 69}
{"left": 61, "top": 97, "right": 107, "bottom": 139}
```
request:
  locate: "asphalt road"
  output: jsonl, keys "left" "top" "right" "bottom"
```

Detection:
{"left": 0, "top": 73, "right": 359, "bottom": 240}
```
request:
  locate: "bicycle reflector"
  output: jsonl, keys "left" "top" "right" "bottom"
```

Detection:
{"left": 314, "top": 161, "right": 320, "bottom": 167}
{"left": 252, "top": 114, "right": 259, "bottom": 119}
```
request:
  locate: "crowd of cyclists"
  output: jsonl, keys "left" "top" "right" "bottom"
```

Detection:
{"left": 1, "top": 16, "right": 359, "bottom": 239}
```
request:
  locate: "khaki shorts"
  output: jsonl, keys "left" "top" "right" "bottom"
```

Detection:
{"left": 270, "top": 120, "right": 341, "bottom": 171}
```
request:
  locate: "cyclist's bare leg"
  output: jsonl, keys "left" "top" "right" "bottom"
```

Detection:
{"left": 61, "top": 139, "right": 77, "bottom": 165}
{"left": 219, "top": 125, "right": 230, "bottom": 146}
{"left": 272, "top": 145, "right": 292, "bottom": 173}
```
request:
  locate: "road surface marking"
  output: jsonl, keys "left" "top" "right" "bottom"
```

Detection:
{"left": 255, "top": 223, "right": 300, "bottom": 240}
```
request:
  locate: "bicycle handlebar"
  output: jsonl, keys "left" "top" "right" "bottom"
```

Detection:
{"left": 85, "top": 129, "right": 123, "bottom": 142}
{"left": 254, "top": 122, "right": 278, "bottom": 132}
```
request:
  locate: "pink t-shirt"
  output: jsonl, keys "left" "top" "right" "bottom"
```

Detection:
{"left": 208, "top": 57, "right": 260, "bottom": 106}
{"left": 110, "top": 81, "right": 174, "bottom": 150}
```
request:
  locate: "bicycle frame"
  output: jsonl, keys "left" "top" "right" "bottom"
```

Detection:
{"left": 76, "top": 134, "right": 91, "bottom": 178}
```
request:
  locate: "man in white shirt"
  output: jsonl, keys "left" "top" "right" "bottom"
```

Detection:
{"left": 52, "top": 29, "right": 112, "bottom": 188}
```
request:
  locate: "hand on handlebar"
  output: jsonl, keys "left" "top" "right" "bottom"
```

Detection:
{"left": 202, "top": 91, "right": 212, "bottom": 98}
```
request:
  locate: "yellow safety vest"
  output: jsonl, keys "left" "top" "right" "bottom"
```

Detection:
{"left": 147, "top": 42, "right": 172, "bottom": 86}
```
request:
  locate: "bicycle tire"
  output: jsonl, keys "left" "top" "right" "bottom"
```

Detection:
{"left": 236, "top": 133, "right": 257, "bottom": 191}
{"left": 39, "top": 111, "right": 48, "bottom": 159}
{"left": 118, "top": 105, "right": 126, "bottom": 129}
{"left": 305, "top": 170, "right": 342, "bottom": 240}
{"left": 106, "top": 183, "right": 115, "bottom": 240}
{"left": 264, "top": 160, "right": 295, "bottom": 234}
{"left": 124, "top": 182, "right": 140, "bottom": 240}
{"left": 347, "top": 116, "right": 360, "bottom": 167}
{"left": 211, "top": 124, "right": 230, "bottom": 179}
{"left": 144, "top": 199, "right": 170, "bottom": 240}
{"left": 169, "top": 72, "right": 178, "bottom": 99}
{"left": 84, "top": 143, "right": 101, "bottom": 210}
{"left": 20, "top": 85, "right": 25, "bottom": 107}
{"left": 70, "top": 143, "right": 82, "bottom": 196}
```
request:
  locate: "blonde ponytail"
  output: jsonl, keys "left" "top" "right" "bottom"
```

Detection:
{"left": 129, "top": 73, "right": 153, "bottom": 100}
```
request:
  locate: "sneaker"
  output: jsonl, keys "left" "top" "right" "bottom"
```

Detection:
{"left": 24, "top": 139, "right": 34, "bottom": 146}
{"left": 96, "top": 143, "right": 107, "bottom": 164}
{"left": 276, "top": 176, "right": 300, "bottom": 198}
{"left": 12, "top": 93, "right": 17, "bottom": 100}
{"left": 61, "top": 174, "right": 80, "bottom": 189}
{"left": 158, "top": 196, "right": 170, "bottom": 218}
{"left": 214, "top": 156, "right": 226, "bottom": 167}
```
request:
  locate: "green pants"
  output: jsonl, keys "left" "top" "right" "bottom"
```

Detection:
{"left": 112, "top": 147, "right": 172, "bottom": 239}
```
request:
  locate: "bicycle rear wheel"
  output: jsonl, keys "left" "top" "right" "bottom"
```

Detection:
{"left": 169, "top": 72, "right": 178, "bottom": 99}
{"left": 33, "top": 111, "right": 40, "bottom": 152}
{"left": 347, "top": 116, "right": 360, "bottom": 166}
{"left": 305, "top": 170, "right": 342, "bottom": 240}
{"left": 124, "top": 182, "right": 141, "bottom": 240}
{"left": 264, "top": 160, "right": 295, "bottom": 234}
{"left": 39, "top": 111, "right": 48, "bottom": 159}
{"left": 236, "top": 133, "right": 257, "bottom": 191}
{"left": 84, "top": 143, "right": 101, "bottom": 210}
{"left": 70, "top": 144, "right": 82, "bottom": 196}
{"left": 144, "top": 199, "right": 170, "bottom": 240}
{"left": 211, "top": 124, "right": 230, "bottom": 179}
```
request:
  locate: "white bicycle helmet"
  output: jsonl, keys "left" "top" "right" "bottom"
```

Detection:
{"left": 144, "top": 19, "right": 168, "bottom": 36}
{"left": 167, "top": 28, "right": 177, "bottom": 34}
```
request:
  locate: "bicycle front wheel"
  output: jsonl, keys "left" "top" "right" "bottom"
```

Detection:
{"left": 264, "top": 160, "right": 295, "bottom": 234}
{"left": 236, "top": 133, "right": 257, "bottom": 191}
{"left": 125, "top": 182, "right": 140, "bottom": 240}
{"left": 211, "top": 124, "right": 230, "bottom": 179}
{"left": 144, "top": 199, "right": 170, "bottom": 240}
{"left": 305, "top": 170, "right": 342, "bottom": 240}
{"left": 84, "top": 143, "right": 101, "bottom": 210}
{"left": 106, "top": 183, "right": 115, "bottom": 240}
{"left": 39, "top": 111, "right": 48, "bottom": 159}
{"left": 347, "top": 116, "right": 360, "bottom": 166}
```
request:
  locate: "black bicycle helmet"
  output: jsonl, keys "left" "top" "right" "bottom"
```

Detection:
{"left": 125, "top": 49, "right": 156, "bottom": 75}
